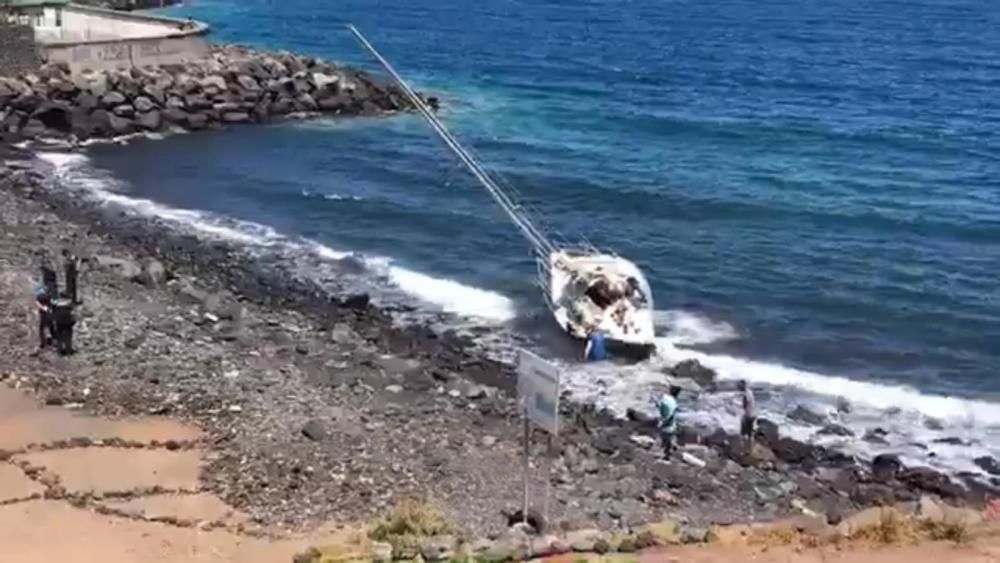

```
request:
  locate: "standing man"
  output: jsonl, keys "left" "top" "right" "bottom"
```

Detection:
{"left": 655, "top": 385, "right": 682, "bottom": 460}
{"left": 739, "top": 380, "right": 757, "bottom": 447}
{"left": 34, "top": 282, "right": 53, "bottom": 349}
{"left": 40, "top": 254, "right": 58, "bottom": 299}
{"left": 583, "top": 329, "right": 608, "bottom": 362}
{"left": 61, "top": 249, "right": 80, "bottom": 304}
{"left": 50, "top": 292, "right": 76, "bottom": 355}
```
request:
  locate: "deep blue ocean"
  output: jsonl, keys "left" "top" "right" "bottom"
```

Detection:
{"left": 47, "top": 0, "right": 1000, "bottom": 472}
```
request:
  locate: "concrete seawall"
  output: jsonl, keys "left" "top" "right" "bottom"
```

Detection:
{"left": 39, "top": 5, "right": 209, "bottom": 72}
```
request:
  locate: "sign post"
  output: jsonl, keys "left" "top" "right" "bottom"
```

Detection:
{"left": 516, "top": 348, "right": 561, "bottom": 528}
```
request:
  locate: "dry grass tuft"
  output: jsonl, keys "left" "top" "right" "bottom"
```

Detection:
{"left": 920, "top": 519, "right": 969, "bottom": 543}
{"left": 851, "top": 511, "right": 920, "bottom": 545}
{"left": 369, "top": 497, "right": 455, "bottom": 554}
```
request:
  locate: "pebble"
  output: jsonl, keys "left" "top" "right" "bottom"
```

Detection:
{"left": 481, "top": 435, "right": 497, "bottom": 448}
{"left": 385, "top": 384, "right": 403, "bottom": 393}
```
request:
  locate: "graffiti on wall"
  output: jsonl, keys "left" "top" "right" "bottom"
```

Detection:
{"left": 61, "top": 37, "right": 207, "bottom": 70}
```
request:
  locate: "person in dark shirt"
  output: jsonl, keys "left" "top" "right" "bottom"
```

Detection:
{"left": 61, "top": 249, "right": 80, "bottom": 304}
{"left": 40, "top": 257, "right": 58, "bottom": 299}
{"left": 34, "top": 284, "right": 53, "bottom": 349}
{"left": 739, "top": 380, "right": 757, "bottom": 447}
{"left": 51, "top": 292, "right": 75, "bottom": 356}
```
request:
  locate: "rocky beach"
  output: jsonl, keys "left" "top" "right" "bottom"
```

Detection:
{"left": 2, "top": 125, "right": 998, "bottom": 559}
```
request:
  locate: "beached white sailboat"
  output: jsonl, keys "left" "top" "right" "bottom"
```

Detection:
{"left": 349, "top": 25, "right": 656, "bottom": 357}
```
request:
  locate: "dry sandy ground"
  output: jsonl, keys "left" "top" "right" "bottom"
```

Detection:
{"left": 1, "top": 380, "right": 997, "bottom": 563}
{"left": 0, "top": 382, "right": 354, "bottom": 563}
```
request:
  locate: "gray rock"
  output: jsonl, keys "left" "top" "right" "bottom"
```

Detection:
{"left": 75, "top": 93, "right": 99, "bottom": 111}
{"left": 974, "top": 455, "right": 1000, "bottom": 476}
{"left": 481, "top": 435, "right": 497, "bottom": 448}
{"left": 76, "top": 72, "right": 108, "bottom": 96}
{"left": 142, "top": 85, "right": 166, "bottom": 105}
{"left": 296, "top": 93, "right": 318, "bottom": 111}
{"left": 923, "top": 417, "right": 945, "bottom": 431}
{"left": 199, "top": 75, "right": 227, "bottom": 94}
{"left": 301, "top": 419, "right": 327, "bottom": 441}
{"left": 19, "top": 118, "right": 45, "bottom": 138}
{"left": 133, "top": 96, "right": 156, "bottom": 113}
{"left": 465, "top": 385, "right": 488, "bottom": 400}
{"left": 185, "top": 112, "right": 208, "bottom": 130}
{"left": 669, "top": 359, "right": 717, "bottom": 387}
{"left": 629, "top": 434, "right": 656, "bottom": 449}
{"left": 385, "top": 384, "right": 403, "bottom": 394}
{"left": 162, "top": 108, "right": 189, "bottom": 124}
{"left": 863, "top": 427, "right": 890, "bottom": 445}
{"left": 817, "top": 423, "right": 854, "bottom": 437}
{"left": 788, "top": 404, "right": 828, "bottom": 426}
{"left": 311, "top": 72, "right": 340, "bottom": 91}
{"left": 183, "top": 94, "right": 211, "bottom": 111}
{"left": 101, "top": 91, "right": 126, "bottom": 107}
{"left": 872, "top": 453, "right": 902, "bottom": 481}
{"left": 135, "top": 110, "right": 162, "bottom": 131}
{"left": 420, "top": 535, "right": 455, "bottom": 561}
{"left": 221, "top": 111, "right": 250, "bottom": 123}
{"left": 137, "top": 259, "right": 166, "bottom": 285}
{"left": 112, "top": 104, "right": 135, "bottom": 118}
{"left": 165, "top": 96, "right": 186, "bottom": 109}
{"left": 565, "top": 528, "right": 601, "bottom": 552}
{"left": 213, "top": 102, "right": 241, "bottom": 113}
{"left": 370, "top": 541, "right": 392, "bottom": 563}
{"left": 107, "top": 113, "right": 134, "bottom": 134}
{"left": 236, "top": 75, "right": 260, "bottom": 91}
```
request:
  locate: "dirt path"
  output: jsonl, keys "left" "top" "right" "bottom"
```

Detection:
{"left": 2, "top": 382, "right": 999, "bottom": 563}
{"left": 0, "top": 384, "right": 350, "bottom": 563}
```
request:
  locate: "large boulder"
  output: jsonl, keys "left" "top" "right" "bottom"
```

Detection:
{"left": 871, "top": 453, "right": 902, "bottom": 481}
{"left": 107, "top": 113, "right": 135, "bottom": 135}
{"left": 112, "top": 104, "right": 135, "bottom": 118}
{"left": 236, "top": 74, "right": 260, "bottom": 91}
{"left": 669, "top": 359, "right": 717, "bottom": 388}
{"left": 101, "top": 90, "right": 127, "bottom": 108}
{"left": 221, "top": 111, "right": 250, "bottom": 123}
{"left": 74, "top": 72, "right": 108, "bottom": 97}
{"left": 19, "top": 118, "right": 46, "bottom": 139}
{"left": 135, "top": 110, "right": 162, "bottom": 131}
{"left": 185, "top": 112, "right": 208, "bottom": 130}
{"left": 974, "top": 456, "right": 1000, "bottom": 476}
{"left": 788, "top": 404, "right": 828, "bottom": 426}
{"left": 199, "top": 75, "right": 228, "bottom": 95}
{"left": 161, "top": 107, "right": 189, "bottom": 125}
{"left": 133, "top": 96, "right": 156, "bottom": 113}
{"left": 296, "top": 93, "right": 318, "bottom": 111}
{"left": 898, "top": 467, "right": 965, "bottom": 499}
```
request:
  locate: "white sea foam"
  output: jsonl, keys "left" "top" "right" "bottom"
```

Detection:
{"left": 36, "top": 150, "right": 516, "bottom": 323}
{"left": 300, "top": 188, "right": 364, "bottom": 202}
{"left": 385, "top": 265, "right": 516, "bottom": 322}
{"left": 561, "top": 309, "right": 1000, "bottom": 475}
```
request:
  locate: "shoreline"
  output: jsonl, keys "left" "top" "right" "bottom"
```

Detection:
{"left": 2, "top": 141, "right": 996, "bottom": 541}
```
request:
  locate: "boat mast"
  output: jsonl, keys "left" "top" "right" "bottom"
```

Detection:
{"left": 347, "top": 24, "right": 555, "bottom": 259}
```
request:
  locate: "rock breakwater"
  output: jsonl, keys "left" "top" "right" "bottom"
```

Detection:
{"left": 0, "top": 44, "right": 428, "bottom": 143}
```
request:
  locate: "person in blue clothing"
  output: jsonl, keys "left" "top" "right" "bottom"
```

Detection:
{"left": 583, "top": 328, "right": 608, "bottom": 362}
{"left": 656, "top": 385, "right": 682, "bottom": 460}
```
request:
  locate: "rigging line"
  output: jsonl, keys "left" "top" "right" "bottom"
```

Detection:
{"left": 347, "top": 24, "right": 555, "bottom": 258}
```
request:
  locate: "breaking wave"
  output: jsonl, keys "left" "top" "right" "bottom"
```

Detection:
{"left": 35, "top": 150, "right": 515, "bottom": 323}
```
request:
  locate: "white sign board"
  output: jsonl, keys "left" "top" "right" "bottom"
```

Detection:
{"left": 517, "top": 348, "right": 561, "bottom": 434}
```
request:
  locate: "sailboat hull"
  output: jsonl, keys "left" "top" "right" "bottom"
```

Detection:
{"left": 547, "top": 249, "right": 656, "bottom": 359}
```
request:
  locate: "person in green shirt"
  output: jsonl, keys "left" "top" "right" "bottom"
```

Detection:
{"left": 655, "top": 385, "right": 682, "bottom": 460}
